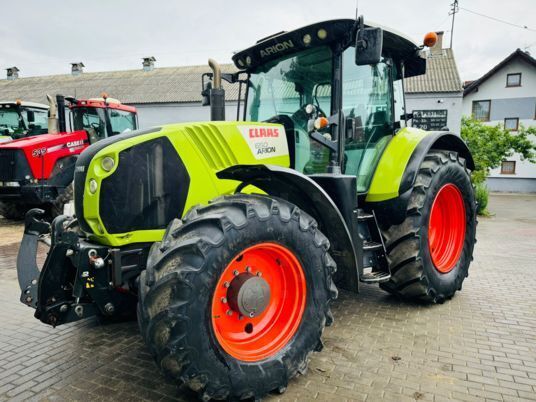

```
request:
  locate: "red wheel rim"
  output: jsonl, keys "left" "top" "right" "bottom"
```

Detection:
{"left": 428, "top": 183, "right": 466, "bottom": 273}
{"left": 211, "top": 243, "right": 306, "bottom": 362}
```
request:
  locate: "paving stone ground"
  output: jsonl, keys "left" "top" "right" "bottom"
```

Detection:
{"left": 0, "top": 194, "right": 535, "bottom": 402}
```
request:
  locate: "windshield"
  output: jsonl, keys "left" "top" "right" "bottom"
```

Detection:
{"left": 0, "top": 109, "right": 23, "bottom": 132}
{"left": 246, "top": 46, "right": 333, "bottom": 173}
{"left": 72, "top": 107, "right": 136, "bottom": 142}
{"left": 108, "top": 109, "right": 136, "bottom": 135}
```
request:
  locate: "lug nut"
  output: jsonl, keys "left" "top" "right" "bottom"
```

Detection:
{"left": 256, "top": 272, "right": 262, "bottom": 277}
{"left": 233, "top": 270, "right": 239, "bottom": 276}
{"left": 221, "top": 297, "right": 227, "bottom": 303}
{"left": 245, "top": 266, "right": 251, "bottom": 272}
{"left": 226, "top": 310, "right": 233, "bottom": 316}
{"left": 249, "top": 312, "right": 255, "bottom": 318}
{"left": 223, "top": 281, "right": 230, "bottom": 288}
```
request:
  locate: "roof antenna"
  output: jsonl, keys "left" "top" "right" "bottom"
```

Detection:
{"left": 355, "top": 0, "right": 358, "bottom": 20}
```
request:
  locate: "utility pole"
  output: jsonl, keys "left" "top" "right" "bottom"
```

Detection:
{"left": 449, "top": 0, "right": 459, "bottom": 48}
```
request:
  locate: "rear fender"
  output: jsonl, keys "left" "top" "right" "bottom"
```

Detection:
{"left": 217, "top": 164, "right": 359, "bottom": 292}
{"left": 367, "top": 129, "right": 474, "bottom": 225}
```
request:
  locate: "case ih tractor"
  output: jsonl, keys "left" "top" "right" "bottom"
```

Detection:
{"left": 17, "top": 19, "right": 476, "bottom": 400}
{"left": 0, "top": 95, "right": 137, "bottom": 219}
{"left": 0, "top": 100, "right": 49, "bottom": 143}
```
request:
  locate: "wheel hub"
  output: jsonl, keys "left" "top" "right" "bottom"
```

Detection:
{"left": 227, "top": 273, "right": 270, "bottom": 318}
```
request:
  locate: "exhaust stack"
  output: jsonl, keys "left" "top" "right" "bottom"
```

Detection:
{"left": 208, "top": 59, "right": 225, "bottom": 121}
{"left": 56, "top": 95, "right": 67, "bottom": 133}
{"left": 47, "top": 95, "right": 58, "bottom": 134}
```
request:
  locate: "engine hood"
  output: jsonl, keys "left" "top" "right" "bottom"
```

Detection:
{"left": 0, "top": 130, "right": 87, "bottom": 150}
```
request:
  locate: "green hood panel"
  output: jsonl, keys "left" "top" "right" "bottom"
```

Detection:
{"left": 78, "top": 121, "right": 290, "bottom": 246}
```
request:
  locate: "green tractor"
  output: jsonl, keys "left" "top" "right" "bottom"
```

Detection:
{"left": 18, "top": 18, "right": 476, "bottom": 400}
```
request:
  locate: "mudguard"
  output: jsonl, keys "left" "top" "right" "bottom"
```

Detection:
{"left": 366, "top": 128, "right": 475, "bottom": 225}
{"left": 217, "top": 164, "right": 360, "bottom": 292}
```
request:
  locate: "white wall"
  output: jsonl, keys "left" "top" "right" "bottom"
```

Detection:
{"left": 133, "top": 102, "right": 239, "bottom": 129}
{"left": 462, "top": 56, "right": 536, "bottom": 192}
{"left": 406, "top": 92, "right": 463, "bottom": 134}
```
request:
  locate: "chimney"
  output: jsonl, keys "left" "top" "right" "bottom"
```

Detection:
{"left": 6, "top": 67, "right": 19, "bottom": 80}
{"left": 142, "top": 56, "right": 156, "bottom": 72}
{"left": 430, "top": 31, "right": 444, "bottom": 55}
{"left": 71, "top": 62, "right": 85, "bottom": 76}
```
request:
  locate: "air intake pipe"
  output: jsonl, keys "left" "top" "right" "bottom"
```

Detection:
{"left": 208, "top": 58, "right": 225, "bottom": 121}
{"left": 46, "top": 94, "right": 58, "bottom": 134}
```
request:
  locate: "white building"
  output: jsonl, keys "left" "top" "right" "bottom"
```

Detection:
{"left": 463, "top": 49, "right": 536, "bottom": 193}
{"left": 405, "top": 32, "right": 464, "bottom": 134}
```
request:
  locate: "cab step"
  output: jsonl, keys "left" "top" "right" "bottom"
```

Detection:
{"left": 356, "top": 209, "right": 374, "bottom": 221}
{"left": 361, "top": 268, "right": 391, "bottom": 283}
{"left": 363, "top": 241, "right": 383, "bottom": 251}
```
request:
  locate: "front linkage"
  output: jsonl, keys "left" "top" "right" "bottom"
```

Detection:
{"left": 18, "top": 209, "right": 144, "bottom": 327}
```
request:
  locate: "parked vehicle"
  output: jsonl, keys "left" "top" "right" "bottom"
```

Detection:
{"left": 17, "top": 18, "right": 476, "bottom": 400}
{"left": 0, "top": 95, "right": 137, "bottom": 219}
{"left": 0, "top": 100, "right": 49, "bottom": 143}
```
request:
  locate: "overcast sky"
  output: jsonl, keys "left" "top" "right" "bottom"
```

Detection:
{"left": 1, "top": 0, "right": 535, "bottom": 81}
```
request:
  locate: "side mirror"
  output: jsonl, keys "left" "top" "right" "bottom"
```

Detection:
{"left": 27, "top": 110, "right": 35, "bottom": 123}
{"left": 355, "top": 27, "right": 383, "bottom": 66}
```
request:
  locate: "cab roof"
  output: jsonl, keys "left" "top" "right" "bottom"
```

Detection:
{"left": 0, "top": 101, "right": 49, "bottom": 110}
{"left": 233, "top": 18, "right": 426, "bottom": 78}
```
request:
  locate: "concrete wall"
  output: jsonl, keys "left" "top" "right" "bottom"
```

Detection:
{"left": 486, "top": 177, "right": 536, "bottom": 193}
{"left": 133, "top": 102, "right": 239, "bottom": 129}
{"left": 462, "top": 56, "right": 536, "bottom": 192}
{"left": 406, "top": 92, "right": 463, "bottom": 134}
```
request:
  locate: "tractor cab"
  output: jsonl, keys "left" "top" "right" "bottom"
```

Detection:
{"left": 0, "top": 100, "right": 49, "bottom": 142}
{"left": 67, "top": 96, "right": 137, "bottom": 143}
{"left": 210, "top": 19, "right": 426, "bottom": 193}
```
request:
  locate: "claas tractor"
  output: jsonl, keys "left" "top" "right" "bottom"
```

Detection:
{"left": 0, "top": 100, "right": 49, "bottom": 142}
{"left": 0, "top": 95, "right": 137, "bottom": 220}
{"left": 17, "top": 18, "right": 476, "bottom": 400}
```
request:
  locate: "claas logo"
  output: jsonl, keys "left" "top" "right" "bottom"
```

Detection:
{"left": 249, "top": 127, "right": 280, "bottom": 138}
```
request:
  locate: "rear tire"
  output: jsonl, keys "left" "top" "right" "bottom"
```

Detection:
{"left": 379, "top": 150, "right": 477, "bottom": 303}
{"left": 0, "top": 201, "right": 27, "bottom": 220}
{"left": 138, "top": 194, "right": 337, "bottom": 400}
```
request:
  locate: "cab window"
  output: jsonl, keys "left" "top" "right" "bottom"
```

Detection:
{"left": 108, "top": 109, "right": 136, "bottom": 135}
{"left": 342, "top": 47, "right": 394, "bottom": 192}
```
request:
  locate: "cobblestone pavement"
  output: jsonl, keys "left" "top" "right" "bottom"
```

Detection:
{"left": 1, "top": 194, "right": 535, "bottom": 402}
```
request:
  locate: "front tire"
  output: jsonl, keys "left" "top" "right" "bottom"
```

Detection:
{"left": 138, "top": 194, "right": 337, "bottom": 400}
{"left": 380, "top": 150, "right": 477, "bottom": 303}
{"left": 0, "top": 201, "right": 27, "bottom": 220}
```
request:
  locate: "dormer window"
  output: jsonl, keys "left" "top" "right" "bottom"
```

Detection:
{"left": 506, "top": 73, "right": 521, "bottom": 87}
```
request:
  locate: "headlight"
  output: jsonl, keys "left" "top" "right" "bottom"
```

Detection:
{"left": 101, "top": 156, "right": 115, "bottom": 172}
{"left": 89, "top": 179, "right": 98, "bottom": 194}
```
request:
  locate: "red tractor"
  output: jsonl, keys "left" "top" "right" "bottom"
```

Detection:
{"left": 0, "top": 95, "right": 137, "bottom": 219}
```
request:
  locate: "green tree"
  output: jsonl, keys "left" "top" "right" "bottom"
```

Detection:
{"left": 461, "top": 117, "right": 536, "bottom": 184}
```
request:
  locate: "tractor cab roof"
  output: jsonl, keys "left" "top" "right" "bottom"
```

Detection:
{"left": 0, "top": 100, "right": 49, "bottom": 110}
{"left": 232, "top": 18, "right": 426, "bottom": 78}
{"left": 68, "top": 97, "right": 136, "bottom": 113}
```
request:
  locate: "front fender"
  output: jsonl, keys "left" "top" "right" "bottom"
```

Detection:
{"left": 217, "top": 164, "right": 359, "bottom": 292}
{"left": 366, "top": 128, "right": 474, "bottom": 225}
{"left": 366, "top": 128, "right": 474, "bottom": 203}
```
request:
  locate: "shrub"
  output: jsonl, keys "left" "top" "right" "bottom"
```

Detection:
{"left": 474, "top": 183, "right": 489, "bottom": 216}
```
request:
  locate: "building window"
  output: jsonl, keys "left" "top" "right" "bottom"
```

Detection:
{"left": 504, "top": 117, "right": 519, "bottom": 131}
{"left": 472, "top": 100, "right": 491, "bottom": 121}
{"left": 501, "top": 161, "right": 516, "bottom": 175}
{"left": 506, "top": 73, "right": 521, "bottom": 87}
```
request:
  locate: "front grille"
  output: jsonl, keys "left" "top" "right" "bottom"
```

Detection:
{"left": 99, "top": 136, "right": 190, "bottom": 234}
{"left": 0, "top": 149, "right": 33, "bottom": 182}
